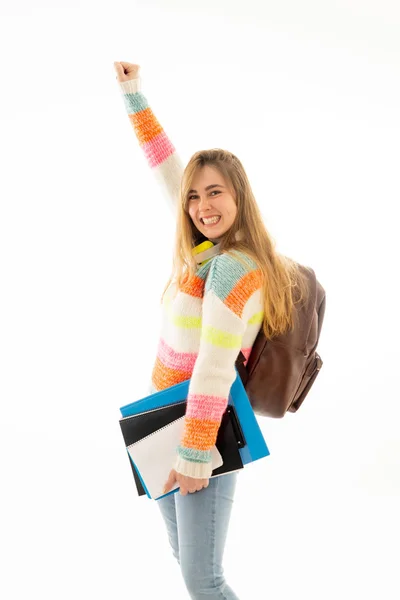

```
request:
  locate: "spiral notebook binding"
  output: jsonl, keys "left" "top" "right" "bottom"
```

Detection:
{"left": 121, "top": 401, "right": 246, "bottom": 449}
{"left": 119, "top": 400, "right": 187, "bottom": 422}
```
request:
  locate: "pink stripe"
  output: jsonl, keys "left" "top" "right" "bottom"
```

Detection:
{"left": 157, "top": 338, "right": 197, "bottom": 372}
{"left": 142, "top": 132, "right": 176, "bottom": 168}
{"left": 241, "top": 347, "right": 252, "bottom": 365}
{"left": 186, "top": 394, "right": 228, "bottom": 421}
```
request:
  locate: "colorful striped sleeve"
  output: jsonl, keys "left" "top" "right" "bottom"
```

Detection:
{"left": 118, "top": 77, "right": 184, "bottom": 216}
{"left": 173, "top": 251, "right": 264, "bottom": 479}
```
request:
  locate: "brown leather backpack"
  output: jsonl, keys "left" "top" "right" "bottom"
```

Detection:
{"left": 235, "top": 264, "right": 326, "bottom": 418}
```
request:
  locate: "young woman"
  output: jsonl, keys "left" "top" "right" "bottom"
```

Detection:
{"left": 114, "top": 61, "right": 308, "bottom": 600}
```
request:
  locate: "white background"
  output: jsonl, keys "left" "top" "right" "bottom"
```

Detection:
{"left": 1, "top": 1, "right": 399, "bottom": 598}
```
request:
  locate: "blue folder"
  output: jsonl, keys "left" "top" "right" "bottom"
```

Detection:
{"left": 119, "top": 369, "right": 270, "bottom": 499}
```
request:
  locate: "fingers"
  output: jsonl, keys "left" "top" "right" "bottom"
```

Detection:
{"left": 179, "top": 482, "right": 196, "bottom": 495}
{"left": 163, "top": 470, "right": 210, "bottom": 497}
{"left": 163, "top": 469, "right": 177, "bottom": 494}
{"left": 179, "top": 482, "right": 208, "bottom": 495}
{"left": 174, "top": 473, "right": 210, "bottom": 495}
{"left": 179, "top": 487, "right": 196, "bottom": 496}
{"left": 114, "top": 61, "right": 141, "bottom": 85}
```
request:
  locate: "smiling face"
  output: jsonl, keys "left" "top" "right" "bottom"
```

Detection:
{"left": 187, "top": 165, "right": 238, "bottom": 242}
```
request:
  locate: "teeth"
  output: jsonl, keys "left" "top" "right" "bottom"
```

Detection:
{"left": 202, "top": 216, "right": 221, "bottom": 224}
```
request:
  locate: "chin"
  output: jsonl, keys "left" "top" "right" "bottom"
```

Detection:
{"left": 200, "top": 224, "right": 227, "bottom": 235}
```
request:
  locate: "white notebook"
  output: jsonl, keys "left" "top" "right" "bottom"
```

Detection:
{"left": 126, "top": 416, "right": 224, "bottom": 500}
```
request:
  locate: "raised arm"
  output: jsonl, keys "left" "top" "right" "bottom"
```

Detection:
{"left": 114, "top": 62, "right": 184, "bottom": 217}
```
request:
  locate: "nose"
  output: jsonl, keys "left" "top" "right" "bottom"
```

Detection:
{"left": 198, "top": 194, "right": 212, "bottom": 211}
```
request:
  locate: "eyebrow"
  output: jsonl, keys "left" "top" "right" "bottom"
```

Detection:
{"left": 188, "top": 184, "right": 225, "bottom": 194}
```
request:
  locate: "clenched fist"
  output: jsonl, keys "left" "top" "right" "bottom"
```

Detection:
{"left": 114, "top": 61, "right": 140, "bottom": 82}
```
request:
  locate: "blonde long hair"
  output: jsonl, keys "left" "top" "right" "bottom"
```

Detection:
{"left": 162, "top": 149, "right": 310, "bottom": 341}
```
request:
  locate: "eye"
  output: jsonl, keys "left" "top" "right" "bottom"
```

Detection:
{"left": 188, "top": 190, "right": 221, "bottom": 201}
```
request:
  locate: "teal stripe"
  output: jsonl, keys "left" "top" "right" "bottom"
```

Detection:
{"left": 205, "top": 251, "right": 257, "bottom": 301}
{"left": 122, "top": 91, "right": 149, "bottom": 115}
{"left": 177, "top": 445, "right": 212, "bottom": 464}
{"left": 230, "top": 249, "right": 258, "bottom": 270}
{"left": 196, "top": 260, "right": 212, "bottom": 280}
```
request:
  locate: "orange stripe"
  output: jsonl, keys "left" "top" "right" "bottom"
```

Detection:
{"left": 128, "top": 108, "right": 163, "bottom": 145}
{"left": 152, "top": 358, "right": 190, "bottom": 391}
{"left": 225, "top": 270, "right": 263, "bottom": 317}
{"left": 179, "top": 274, "right": 205, "bottom": 298}
{"left": 181, "top": 417, "right": 220, "bottom": 451}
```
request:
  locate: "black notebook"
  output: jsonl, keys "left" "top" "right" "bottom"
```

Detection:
{"left": 119, "top": 401, "right": 246, "bottom": 497}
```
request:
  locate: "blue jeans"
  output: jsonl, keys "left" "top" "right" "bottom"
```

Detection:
{"left": 157, "top": 471, "right": 240, "bottom": 599}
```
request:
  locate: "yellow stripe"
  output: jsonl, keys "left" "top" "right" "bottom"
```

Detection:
{"left": 248, "top": 311, "right": 263, "bottom": 325}
{"left": 164, "top": 297, "right": 201, "bottom": 329}
{"left": 201, "top": 325, "right": 242, "bottom": 349}
{"left": 173, "top": 314, "right": 202, "bottom": 328}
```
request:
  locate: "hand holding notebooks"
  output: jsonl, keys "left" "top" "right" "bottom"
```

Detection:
{"left": 119, "top": 371, "right": 270, "bottom": 499}
{"left": 119, "top": 401, "right": 245, "bottom": 498}
{"left": 126, "top": 416, "right": 224, "bottom": 500}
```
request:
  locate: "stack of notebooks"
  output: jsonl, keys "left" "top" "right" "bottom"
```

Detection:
{"left": 119, "top": 370, "right": 270, "bottom": 500}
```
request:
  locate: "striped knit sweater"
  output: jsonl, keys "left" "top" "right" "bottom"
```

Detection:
{"left": 118, "top": 77, "right": 264, "bottom": 479}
